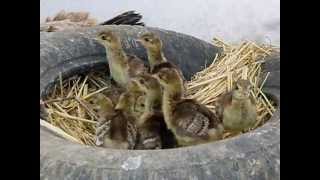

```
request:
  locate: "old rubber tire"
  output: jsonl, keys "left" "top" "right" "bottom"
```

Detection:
{"left": 40, "top": 25, "right": 280, "bottom": 180}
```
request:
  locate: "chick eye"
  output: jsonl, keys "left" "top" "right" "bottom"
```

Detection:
{"left": 139, "top": 79, "right": 145, "bottom": 84}
{"left": 159, "top": 74, "right": 165, "bottom": 80}
{"left": 101, "top": 35, "right": 107, "bottom": 40}
{"left": 144, "top": 38, "right": 150, "bottom": 42}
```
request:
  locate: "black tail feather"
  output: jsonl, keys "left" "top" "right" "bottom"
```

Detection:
{"left": 99, "top": 10, "right": 145, "bottom": 26}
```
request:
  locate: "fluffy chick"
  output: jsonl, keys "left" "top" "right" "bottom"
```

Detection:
{"left": 153, "top": 66, "right": 224, "bottom": 146}
{"left": 95, "top": 30, "right": 148, "bottom": 88}
{"left": 129, "top": 75, "right": 164, "bottom": 149}
{"left": 86, "top": 93, "right": 137, "bottom": 149}
{"left": 129, "top": 74, "right": 162, "bottom": 121}
{"left": 217, "top": 79, "right": 257, "bottom": 133}
{"left": 137, "top": 32, "right": 187, "bottom": 89}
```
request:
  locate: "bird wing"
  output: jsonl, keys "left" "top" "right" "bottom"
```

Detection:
{"left": 249, "top": 95, "right": 256, "bottom": 105}
{"left": 99, "top": 11, "right": 145, "bottom": 26}
{"left": 95, "top": 117, "right": 111, "bottom": 146}
{"left": 173, "top": 100, "right": 210, "bottom": 137}
{"left": 215, "top": 91, "right": 233, "bottom": 119}
{"left": 126, "top": 118, "right": 138, "bottom": 149}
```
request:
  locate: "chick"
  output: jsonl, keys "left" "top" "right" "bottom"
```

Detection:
{"left": 135, "top": 113, "right": 163, "bottom": 150}
{"left": 129, "top": 75, "right": 164, "bottom": 149}
{"left": 95, "top": 110, "right": 138, "bottom": 149}
{"left": 153, "top": 67, "right": 224, "bottom": 146}
{"left": 137, "top": 32, "right": 187, "bottom": 90}
{"left": 86, "top": 93, "right": 137, "bottom": 149}
{"left": 95, "top": 31, "right": 148, "bottom": 88}
{"left": 129, "top": 75, "right": 162, "bottom": 121}
{"left": 85, "top": 93, "right": 115, "bottom": 118}
{"left": 137, "top": 32, "right": 167, "bottom": 71}
{"left": 101, "top": 86, "right": 124, "bottom": 105}
{"left": 217, "top": 79, "right": 257, "bottom": 133}
{"left": 115, "top": 89, "right": 145, "bottom": 120}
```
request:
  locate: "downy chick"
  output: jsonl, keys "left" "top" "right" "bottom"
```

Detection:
{"left": 218, "top": 79, "right": 257, "bottom": 133}
{"left": 95, "top": 30, "right": 148, "bottom": 88}
{"left": 137, "top": 32, "right": 187, "bottom": 89}
{"left": 129, "top": 75, "right": 164, "bottom": 149}
{"left": 129, "top": 74, "right": 162, "bottom": 120}
{"left": 115, "top": 86, "right": 145, "bottom": 120}
{"left": 137, "top": 32, "right": 167, "bottom": 71}
{"left": 153, "top": 67, "right": 224, "bottom": 146}
{"left": 87, "top": 93, "right": 137, "bottom": 149}
{"left": 102, "top": 86, "right": 125, "bottom": 105}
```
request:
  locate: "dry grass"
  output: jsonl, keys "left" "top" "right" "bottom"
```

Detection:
{"left": 187, "top": 38, "right": 277, "bottom": 138}
{"left": 42, "top": 71, "right": 110, "bottom": 146}
{"left": 41, "top": 39, "right": 278, "bottom": 145}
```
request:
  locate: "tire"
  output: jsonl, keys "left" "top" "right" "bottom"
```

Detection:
{"left": 40, "top": 25, "right": 280, "bottom": 180}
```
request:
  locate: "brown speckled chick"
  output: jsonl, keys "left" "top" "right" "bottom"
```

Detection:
{"left": 129, "top": 75, "right": 164, "bottom": 149}
{"left": 87, "top": 93, "right": 137, "bottom": 149}
{"left": 217, "top": 79, "right": 257, "bottom": 133}
{"left": 137, "top": 32, "right": 187, "bottom": 90}
{"left": 114, "top": 91, "right": 161, "bottom": 149}
{"left": 95, "top": 30, "right": 148, "bottom": 88}
{"left": 152, "top": 66, "right": 224, "bottom": 146}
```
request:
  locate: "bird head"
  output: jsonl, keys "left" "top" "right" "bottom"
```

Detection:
{"left": 137, "top": 32, "right": 162, "bottom": 51}
{"left": 232, "top": 79, "right": 253, "bottom": 100}
{"left": 86, "top": 93, "right": 114, "bottom": 113}
{"left": 115, "top": 92, "right": 134, "bottom": 110}
{"left": 95, "top": 30, "right": 121, "bottom": 49}
{"left": 130, "top": 74, "right": 160, "bottom": 93}
{"left": 152, "top": 66, "right": 181, "bottom": 88}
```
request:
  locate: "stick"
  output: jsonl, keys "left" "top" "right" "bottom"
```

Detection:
{"left": 59, "top": 72, "right": 64, "bottom": 97}
{"left": 52, "top": 110, "right": 97, "bottom": 124}
{"left": 40, "top": 119, "right": 83, "bottom": 144}
{"left": 75, "top": 97, "right": 99, "bottom": 120}
{"left": 43, "top": 96, "right": 76, "bottom": 104}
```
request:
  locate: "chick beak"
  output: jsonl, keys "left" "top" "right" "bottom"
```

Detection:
{"left": 114, "top": 104, "right": 121, "bottom": 110}
{"left": 152, "top": 73, "right": 159, "bottom": 80}
{"left": 93, "top": 37, "right": 102, "bottom": 43}
{"left": 136, "top": 39, "right": 143, "bottom": 44}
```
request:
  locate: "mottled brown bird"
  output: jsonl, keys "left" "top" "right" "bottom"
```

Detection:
{"left": 129, "top": 75, "right": 164, "bottom": 149}
{"left": 137, "top": 32, "right": 187, "bottom": 91}
{"left": 137, "top": 32, "right": 167, "bottom": 72}
{"left": 153, "top": 66, "right": 224, "bottom": 146}
{"left": 86, "top": 93, "right": 137, "bottom": 149}
{"left": 95, "top": 30, "right": 148, "bottom": 88}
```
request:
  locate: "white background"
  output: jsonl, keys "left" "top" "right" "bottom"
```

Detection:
{"left": 40, "top": 0, "right": 280, "bottom": 46}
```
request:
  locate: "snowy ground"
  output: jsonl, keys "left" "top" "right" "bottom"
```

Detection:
{"left": 40, "top": 0, "right": 279, "bottom": 46}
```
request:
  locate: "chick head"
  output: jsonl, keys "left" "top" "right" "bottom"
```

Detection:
{"left": 152, "top": 67, "right": 181, "bottom": 88}
{"left": 137, "top": 32, "right": 162, "bottom": 51}
{"left": 95, "top": 30, "right": 121, "bottom": 49}
{"left": 86, "top": 93, "right": 114, "bottom": 113}
{"left": 131, "top": 74, "right": 160, "bottom": 93}
{"left": 115, "top": 92, "right": 135, "bottom": 110}
{"left": 232, "top": 79, "right": 253, "bottom": 100}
